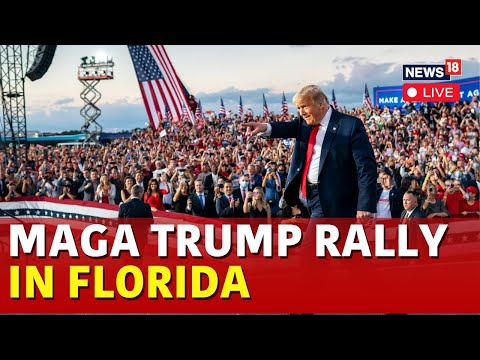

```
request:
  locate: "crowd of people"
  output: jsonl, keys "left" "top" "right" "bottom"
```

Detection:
{"left": 0, "top": 95, "right": 478, "bottom": 219}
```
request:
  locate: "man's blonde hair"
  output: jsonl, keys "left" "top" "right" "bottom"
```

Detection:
{"left": 293, "top": 85, "right": 328, "bottom": 105}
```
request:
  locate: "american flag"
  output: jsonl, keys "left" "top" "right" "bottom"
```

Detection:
{"left": 281, "top": 92, "right": 289, "bottom": 115}
{"left": 165, "top": 104, "right": 173, "bottom": 122}
{"left": 263, "top": 94, "right": 269, "bottom": 117}
{"left": 331, "top": 89, "right": 338, "bottom": 110}
{"left": 218, "top": 98, "right": 226, "bottom": 118}
{"left": 363, "top": 83, "right": 373, "bottom": 109}
{"left": 128, "top": 45, "right": 195, "bottom": 129}
{"left": 181, "top": 102, "right": 190, "bottom": 121}
{"left": 195, "top": 99, "right": 203, "bottom": 121}
{"left": 238, "top": 96, "right": 243, "bottom": 117}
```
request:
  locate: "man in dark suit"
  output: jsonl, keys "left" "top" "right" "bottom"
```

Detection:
{"left": 186, "top": 179, "right": 217, "bottom": 217}
{"left": 118, "top": 184, "right": 154, "bottom": 219}
{"left": 216, "top": 180, "right": 243, "bottom": 217}
{"left": 243, "top": 84, "right": 377, "bottom": 218}
{"left": 118, "top": 184, "right": 153, "bottom": 256}
{"left": 400, "top": 190, "right": 425, "bottom": 220}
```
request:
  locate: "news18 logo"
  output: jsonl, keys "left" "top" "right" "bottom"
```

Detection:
{"left": 402, "top": 59, "right": 462, "bottom": 102}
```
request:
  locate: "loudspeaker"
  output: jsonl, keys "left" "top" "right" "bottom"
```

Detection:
{"left": 25, "top": 45, "right": 57, "bottom": 81}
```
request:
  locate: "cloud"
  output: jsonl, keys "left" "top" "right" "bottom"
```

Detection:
{"left": 27, "top": 102, "right": 150, "bottom": 133}
{"left": 23, "top": 59, "right": 479, "bottom": 132}
{"left": 53, "top": 97, "right": 75, "bottom": 106}
{"left": 194, "top": 58, "right": 479, "bottom": 114}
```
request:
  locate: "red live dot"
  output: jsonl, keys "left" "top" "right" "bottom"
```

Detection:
{"left": 445, "top": 59, "right": 462, "bottom": 76}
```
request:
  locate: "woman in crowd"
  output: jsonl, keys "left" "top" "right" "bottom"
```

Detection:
{"left": 459, "top": 186, "right": 480, "bottom": 217}
{"left": 95, "top": 174, "right": 116, "bottom": 204}
{"left": 144, "top": 178, "right": 164, "bottom": 212}
{"left": 243, "top": 186, "right": 271, "bottom": 218}
{"left": 172, "top": 181, "right": 190, "bottom": 213}
{"left": 21, "top": 176, "right": 37, "bottom": 196}
{"left": 158, "top": 172, "right": 173, "bottom": 210}
{"left": 121, "top": 176, "right": 134, "bottom": 203}
{"left": 262, "top": 166, "right": 280, "bottom": 217}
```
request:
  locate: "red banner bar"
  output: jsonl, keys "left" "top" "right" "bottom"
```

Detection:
{"left": 1, "top": 217, "right": 479, "bottom": 314}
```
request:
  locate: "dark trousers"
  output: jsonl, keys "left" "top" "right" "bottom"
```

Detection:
{"left": 306, "top": 184, "right": 324, "bottom": 218}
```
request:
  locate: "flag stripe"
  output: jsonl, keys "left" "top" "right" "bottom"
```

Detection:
{"left": 138, "top": 82, "right": 156, "bottom": 131}
{"left": 150, "top": 45, "right": 195, "bottom": 123}
{"left": 150, "top": 46, "right": 185, "bottom": 121}
{"left": 156, "top": 78, "right": 180, "bottom": 120}
{"left": 150, "top": 46, "right": 186, "bottom": 117}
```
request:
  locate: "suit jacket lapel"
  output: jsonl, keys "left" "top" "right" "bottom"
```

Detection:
{"left": 318, "top": 110, "right": 340, "bottom": 176}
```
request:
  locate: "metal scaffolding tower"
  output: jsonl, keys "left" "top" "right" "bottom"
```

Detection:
{"left": 0, "top": 45, "right": 30, "bottom": 156}
{"left": 78, "top": 56, "right": 114, "bottom": 144}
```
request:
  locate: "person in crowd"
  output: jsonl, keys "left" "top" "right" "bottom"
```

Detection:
{"left": 243, "top": 186, "right": 271, "bottom": 218}
{"left": 459, "top": 186, "right": 480, "bottom": 217}
{"left": 242, "top": 84, "right": 377, "bottom": 218}
{"left": 262, "top": 165, "right": 281, "bottom": 217}
{"left": 143, "top": 178, "right": 165, "bottom": 212}
{"left": 59, "top": 177, "right": 78, "bottom": 201}
{"left": 109, "top": 166, "right": 124, "bottom": 205}
{"left": 186, "top": 179, "right": 217, "bottom": 217}
{"left": 376, "top": 168, "right": 403, "bottom": 218}
{"left": 4, "top": 180, "right": 21, "bottom": 201}
{"left": 401, "top": 190, "right": 425, "bottom": 220}
{"left": 443, "top": 179, "right": 469, "bottom": 216}
{"left": 21, "top": 175, "right": 36, "bottom": 196}
{"left": 81, "top": 168, "right": 100, "bottom": 201}
{"left": 121, "top": 176, "right": 135, "bottom": 204}
{"left": 216, "top": 180, "right": 242, "bottom": 217}
{"left": 95, "top": 174, "right": 116, "bottom": 204}
{"left": 196, "top": 162, "right": 214, "bottom": 196}
{"left": 35, "top": 171, "right": 56, "bottom": 197}
{"left": 172, "top": 181, "right": 190, "bottom": 213}
{"left": 158, "top": 172, "right": 174, "bottom": 210}
{"left": 421, "top": 184, "right": 450, "bottom": 218}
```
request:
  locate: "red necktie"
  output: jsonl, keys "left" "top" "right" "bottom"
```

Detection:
{"left": 301, "top": 124, "right": 320, "bottom": 198}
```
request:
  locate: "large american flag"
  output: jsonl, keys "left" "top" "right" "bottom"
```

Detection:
{"left": 238, "top": 96, "right": 243, "bottom": 117}
{"left": 128, "top": 45, "right": 195, "bottom": 130}
{"left": 331, "top": 89, "right": 338, "bottom": 110}
{"left": 363, "top": 83, "right": 373, "bottom": 109}
{"left": 281, "top": 92, "right": 288, "bottom": 115}
{"left": 263, "top": 93, "right": 269, "bottom": 117}
{"left": 218, "top": 98, "right": 226, "bottom": 118}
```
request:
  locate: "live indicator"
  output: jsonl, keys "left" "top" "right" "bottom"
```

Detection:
{"left": 402, "top": 83, "right": 460, "bottom": 102}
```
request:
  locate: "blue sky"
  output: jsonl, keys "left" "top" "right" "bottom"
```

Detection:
{"left": 22, "top": 45, "right": 479, "bottom": 133}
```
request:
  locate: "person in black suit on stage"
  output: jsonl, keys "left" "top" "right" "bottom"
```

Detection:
{"left": 118, "top": 184, "right": 153, "bottom": 253}
{"left": 118, "top": 184, "right": 154, "bottom": 219}
{"left": 243, "top": 84, "right": 377, "bottom": 218}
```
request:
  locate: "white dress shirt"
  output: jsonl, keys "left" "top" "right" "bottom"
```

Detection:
{"left": 264, "top": 107, "right": 332, "bottom": 206}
